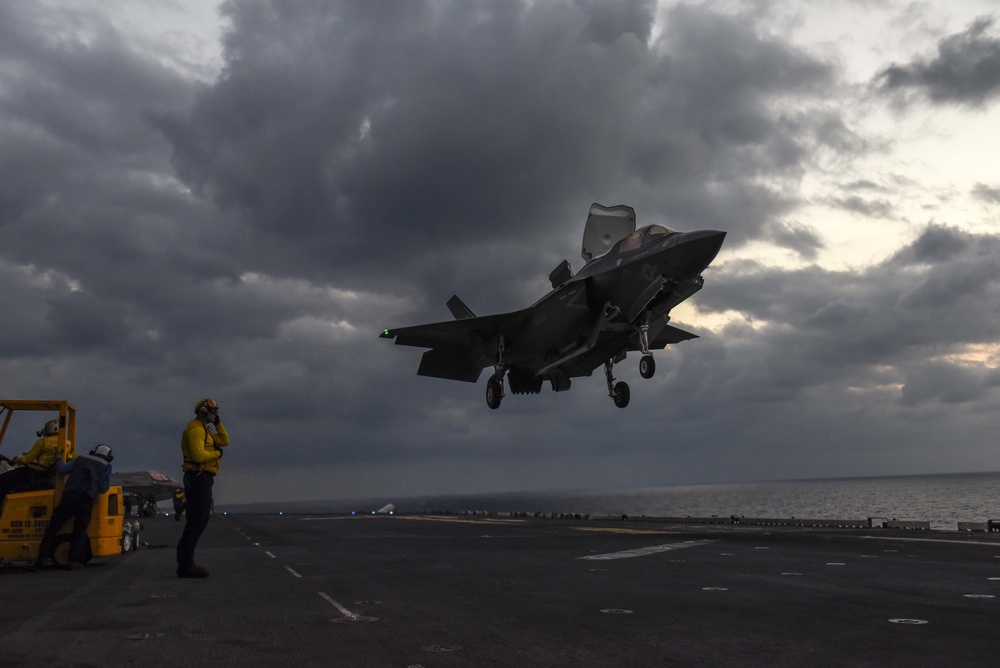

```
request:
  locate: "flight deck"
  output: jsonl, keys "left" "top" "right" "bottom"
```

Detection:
{"left": 1, "top": 512, "right": 998, "bottom": 666}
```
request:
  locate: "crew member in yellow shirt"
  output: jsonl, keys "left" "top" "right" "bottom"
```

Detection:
{"left": 0, "top": 420, "right": 73, "bottom": 500}
{"left": 176, "top": 398, "right": 231, "bottom": 578}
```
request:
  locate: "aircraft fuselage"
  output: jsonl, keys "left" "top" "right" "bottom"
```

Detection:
{"left": 507, "top": 229, "right": 725, "bottom": 382}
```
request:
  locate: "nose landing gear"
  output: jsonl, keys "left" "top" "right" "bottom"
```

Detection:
{"left": 639, "top": 354, "right": 655, "bottom": 379}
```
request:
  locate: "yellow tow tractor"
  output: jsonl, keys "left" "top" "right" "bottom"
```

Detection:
{"left": 0, "top": 400, "right": 140, "bottom": 568}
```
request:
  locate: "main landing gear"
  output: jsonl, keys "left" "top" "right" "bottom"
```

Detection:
{"left": 486, "top": 336, "right": 506, "bottom": 410}
{"left": 485, "top": 329, "right": 652, "bottom": 409}
{"left": 486, "top": 373, "right": 504, "bottom": 409}
{"left": 606, "top": 316, "right": 658, "bottom": 408}
{"left": 637, "top": 320, "right": 655, "bottom": 379}
{"left": 604, "top": 359, "right": 630, "bottom": 409}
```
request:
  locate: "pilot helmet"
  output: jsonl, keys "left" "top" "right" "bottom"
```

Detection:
{"left": 90, "top": 444, "right": 114, "bottom": 462}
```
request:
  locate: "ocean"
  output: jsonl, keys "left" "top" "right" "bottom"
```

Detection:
{"left": 233, "top": 471, "right": 1000, "bottom": 530}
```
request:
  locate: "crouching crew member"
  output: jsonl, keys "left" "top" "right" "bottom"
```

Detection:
{"left": 35, "top": 444, "right": 113, "bottom": 570}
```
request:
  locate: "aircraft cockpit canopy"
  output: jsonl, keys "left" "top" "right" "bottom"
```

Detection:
{"left": 618, "top": 224, "right": 679, "bottom": 253}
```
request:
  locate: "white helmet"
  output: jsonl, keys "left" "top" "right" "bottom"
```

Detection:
{"left": 41, "top": 420, "right": 59, "bottom": 436}
{"left": 90, "top": 444, "right": 113, "bottom": 462}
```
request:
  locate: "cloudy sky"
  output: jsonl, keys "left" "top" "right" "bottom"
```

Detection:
{"left": 3, "top": 0, "right": 1000, "bottom": 506}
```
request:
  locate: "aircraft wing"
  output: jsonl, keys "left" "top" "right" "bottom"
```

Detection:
{"left": 381, "top": 310, "right": 531, "bottom": 382}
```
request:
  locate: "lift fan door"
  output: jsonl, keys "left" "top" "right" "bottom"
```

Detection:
{"left": 581, "top": 203, "right": 636, "bottom": 262}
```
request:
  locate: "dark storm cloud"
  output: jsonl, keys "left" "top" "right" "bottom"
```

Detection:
{"left": 898, "top": 361, "right": 986, "bottom": 406}
{"left": 0, "top": 1, "right": 214, "bottom": 341}
{"left": 844, "top": 179, "right": 885, "bottom": 193}
{"left": 155, "top": 0, "right": 845, "bottom": 299}
{"left": 892, "top": 223, "right": 972, "bottom": 265}
{"left": 763, "top": 221, "right": 824, "bottom": 260}
{"left": 3, "top": 0, "right": 997, "bottom": 502}
{"left": 45, "top": 291, "right": 129, "bottom": 351}
{"left": 0, "top": 4, "right": 196, "bottom": 224}
{"left": 641, "top": 222, "right": 1000, "bottom": 479}
{"left": 825, "top": 195, "right": 894, "bottom": 218}
{"left": 876, "top": 16, "right": 1000, "bottom": 106}
{"left": 973, "top": 182, "right": 1000, "bottom": 204}
{"left": 0, "top": 2, "right": 237, "bottom": 466}
{"left": 699, "top": 224, "right": 1000, "bottom": 390}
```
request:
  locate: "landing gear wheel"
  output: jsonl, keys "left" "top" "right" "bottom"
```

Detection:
{"left": 613, "top": 381, "right": 630, "bottom": 408}
{"left": 639, "top": 354, "right": 655, "bottom": 379}
{"left": 486, "top": 375, "right": 504, "bottom": 409}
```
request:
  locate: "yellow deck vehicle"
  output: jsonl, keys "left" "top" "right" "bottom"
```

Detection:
{"left": 0, "top": 400, "right": 140, "bottom": 567}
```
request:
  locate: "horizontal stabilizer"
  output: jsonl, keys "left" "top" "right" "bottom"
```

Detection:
{"left": 447, "top": 295, "right": 476, "bottom": 320}
{"left": 650, "top": 324, "right": 698, "bottom": 348}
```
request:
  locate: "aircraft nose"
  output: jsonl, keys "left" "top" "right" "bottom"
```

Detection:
{"left": 679, "top": 229, "right": 726, "bottom": 269}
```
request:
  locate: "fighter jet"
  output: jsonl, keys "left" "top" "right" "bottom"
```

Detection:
{"left": 380, "top": 203, "right": 726, "bottom": 409}
{"left": 112, "top": 470, "right": 183, "bottom": 503}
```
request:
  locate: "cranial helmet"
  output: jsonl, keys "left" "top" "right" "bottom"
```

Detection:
{"left": 195, "top": 398, "right": 219, "bottom": 416}
{"left": 90, "top": 444, "right": 113, "bottom": 462}
{"left": 42, "top": 419, "right": 59, "bottom": 436}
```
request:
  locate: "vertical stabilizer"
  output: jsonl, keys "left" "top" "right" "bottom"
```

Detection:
{"left": 446, "top": 295, "right": 476, "bottom": 320}
{"left": 549, "top": 259, "right": 573, "bottom": 288}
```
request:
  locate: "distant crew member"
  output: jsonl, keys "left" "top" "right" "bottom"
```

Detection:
{"left": 145, "top": 492, "right": 158, "bottom": 517}
{"left": 0, "top": 419, "right": 74, "bottom": 500}
{"left": 35, "top": 444, "right": 113, "bottom": 570}
{"left": 177, "top": 398, "right": 230, "bottom": 578}
{"left": 173, "top": 488, "right": 186, "bottom": 521}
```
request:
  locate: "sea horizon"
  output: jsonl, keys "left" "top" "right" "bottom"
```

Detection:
{"left": 218, "top": 469, "right": 1000, "bottom": 529}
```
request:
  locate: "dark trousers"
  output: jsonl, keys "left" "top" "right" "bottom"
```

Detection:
{"left": 176, "top": 470, "right": 213, "bottom": 568}
{"left": 37, "top": 490, "right": 93, "bottom": 565}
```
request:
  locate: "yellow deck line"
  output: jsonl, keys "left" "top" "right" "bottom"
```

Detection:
{"left": 388, "top": 515, "right": 524, "bottom": 526}
{"left": 384, "top": 516, "right": 676, "bottom": 534}
{"left": 573, "top": 527, "right": 677, "bottom": 535}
